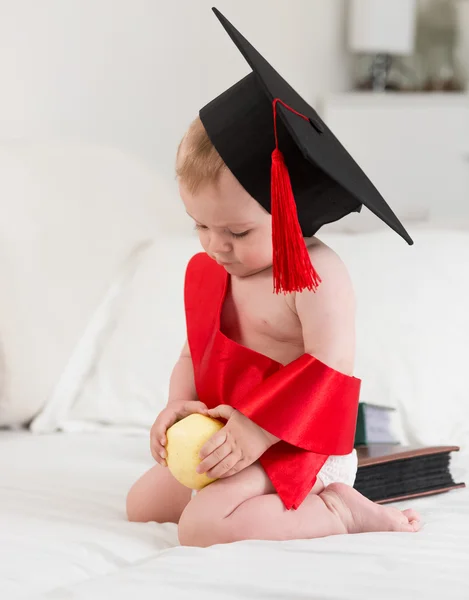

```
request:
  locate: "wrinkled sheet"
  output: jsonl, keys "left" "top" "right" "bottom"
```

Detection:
{"left": 1, "top": 431, "right": 467, "bottom": 600}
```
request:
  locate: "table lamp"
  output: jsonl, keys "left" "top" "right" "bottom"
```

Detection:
{"left": 348, "top": 0, "right": 418, "bottom": 91}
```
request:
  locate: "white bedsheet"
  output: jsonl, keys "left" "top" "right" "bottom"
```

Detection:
{"left": 1, "top": 431, "right": 468, "bottom": 600}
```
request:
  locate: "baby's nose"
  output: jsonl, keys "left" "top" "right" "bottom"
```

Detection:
{"left": 209, "top": 234, "right": 231, "bottom": 254}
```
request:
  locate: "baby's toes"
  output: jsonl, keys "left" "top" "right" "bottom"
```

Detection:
{"left": 402, "top": 508, "right": 422, "bottom": 532}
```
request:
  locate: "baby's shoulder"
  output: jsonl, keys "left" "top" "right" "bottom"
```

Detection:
{"left": 307, "top": 238, "right": 352, "bottom": 282}
{"left": 307, "top": 237, "right": 346, "bottom": 267}
{"left": 301, "top": 237, "right": 355, "bottom": 305}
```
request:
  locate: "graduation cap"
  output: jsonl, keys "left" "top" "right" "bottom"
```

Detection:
{"left": 199, "top": 7, "right": 413, "bottom": 294}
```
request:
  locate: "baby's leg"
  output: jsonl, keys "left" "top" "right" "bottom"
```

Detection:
{"left": 126, "top": 464, "right": 191, "bottom": 524}
{"left": 178, "top": 463, "right": 421, "bottom": 547}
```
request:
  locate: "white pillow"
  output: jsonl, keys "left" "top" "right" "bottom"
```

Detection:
{"left": 0, "top": 141, "right": 175, "bottom": 426}
{"left": 33, "top": 228, "right": 469, "bottom": 461}
{"left": 32, "top": 234, "right": 202, "bottom": 434}
{"left": 321, "top": 230, "right": 469, "bottom": 451}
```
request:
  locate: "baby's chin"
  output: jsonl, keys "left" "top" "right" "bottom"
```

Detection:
{"left": 221, "top": 261, "right": 272, "bottom": 278}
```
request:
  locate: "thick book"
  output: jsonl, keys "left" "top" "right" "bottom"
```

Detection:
{"left": 354, "top": 403, "right": 399, "bottom": 446}
{"left": 354, "top": 444, "right": 466, "bottom": 504}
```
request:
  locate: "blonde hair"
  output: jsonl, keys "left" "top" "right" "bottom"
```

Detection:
{"left": 176, "top": 116, "right": 226, "bottom": 193}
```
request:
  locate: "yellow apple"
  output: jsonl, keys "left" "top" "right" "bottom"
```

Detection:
{"left": 166, "top": 413, "right": 224, "bottom": 490}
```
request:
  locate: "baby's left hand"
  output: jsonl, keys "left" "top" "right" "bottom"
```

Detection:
{"left": 197, "top": 405, "right": 279, "bottom": 479}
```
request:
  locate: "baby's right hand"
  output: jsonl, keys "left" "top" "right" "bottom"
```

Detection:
{"left": 150, "top": 400, "right": 209, "bottom": 466}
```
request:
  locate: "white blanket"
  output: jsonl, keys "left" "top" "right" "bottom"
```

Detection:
{"left": 1, "top": 431, "right": 468, "bottom": 600}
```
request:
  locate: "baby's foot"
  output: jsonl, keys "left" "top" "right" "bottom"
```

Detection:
{"left": 321, "top": 483, "right": 422, "bottom": 534}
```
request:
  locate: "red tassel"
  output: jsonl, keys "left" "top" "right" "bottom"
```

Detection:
{"left": 271, "top": 99, "right": 321, "bottom": 294}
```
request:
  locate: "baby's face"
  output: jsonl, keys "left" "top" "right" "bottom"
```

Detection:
{"left": 179, "top": 168, "right": 273, "bottom": 277}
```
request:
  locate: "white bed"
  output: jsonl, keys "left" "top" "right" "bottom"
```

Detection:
{"left": 1, "top": 431, "right": 468, "bottom": 600}
{"left": 1, "top": 143, "right": 468, "bottom": 599}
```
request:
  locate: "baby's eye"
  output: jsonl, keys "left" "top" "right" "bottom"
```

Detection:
{"left": 194, "top": 223, "right": 208, "bottom": 231}
{"left": 230, "top": 230, "right": 250, "bottom": 239}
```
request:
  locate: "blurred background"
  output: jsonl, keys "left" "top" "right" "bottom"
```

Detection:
{"left": 0, "top": 1, "right": 468, "bottom": 429}
{"left": 1, "top": 0, "right": 467, "bottom": 233}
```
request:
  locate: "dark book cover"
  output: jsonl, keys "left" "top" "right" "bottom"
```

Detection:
{"left": 354, "top": 444, "right": 466, "bottom": 503}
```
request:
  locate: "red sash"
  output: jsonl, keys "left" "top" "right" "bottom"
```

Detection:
{"left": 184, "top": 253, "right": 360, "bottom": 509}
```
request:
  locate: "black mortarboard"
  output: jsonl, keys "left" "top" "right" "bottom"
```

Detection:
{"left": 199, "top": 7, "right": 413, "bottom": 294}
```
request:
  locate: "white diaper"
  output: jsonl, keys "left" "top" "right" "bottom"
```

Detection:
{"left": 316, "top": 449, "right": 358, "bottom": 488}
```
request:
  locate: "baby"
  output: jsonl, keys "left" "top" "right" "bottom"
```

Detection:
{"left": 126, "top": 8, "right": 421, "bottom": 547}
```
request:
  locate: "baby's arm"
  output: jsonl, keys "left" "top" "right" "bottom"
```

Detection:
{"left": 167, "top": 341, "right": 198, "bottom": 405}
{"left": 128, "top": 342, "right": 202, "bottom": 524}
{"left": 150, "top": 341, "right": 208, "bottom": 465}
{"left": 294, "top": 244, "right": 356, "bottom": 376}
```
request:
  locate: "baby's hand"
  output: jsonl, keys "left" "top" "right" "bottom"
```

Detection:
{"left": 150, "top": 400, "right": 209, "bottom": 466}
{"left": 197, "top": 405, "right": 279, "bottom": 479}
